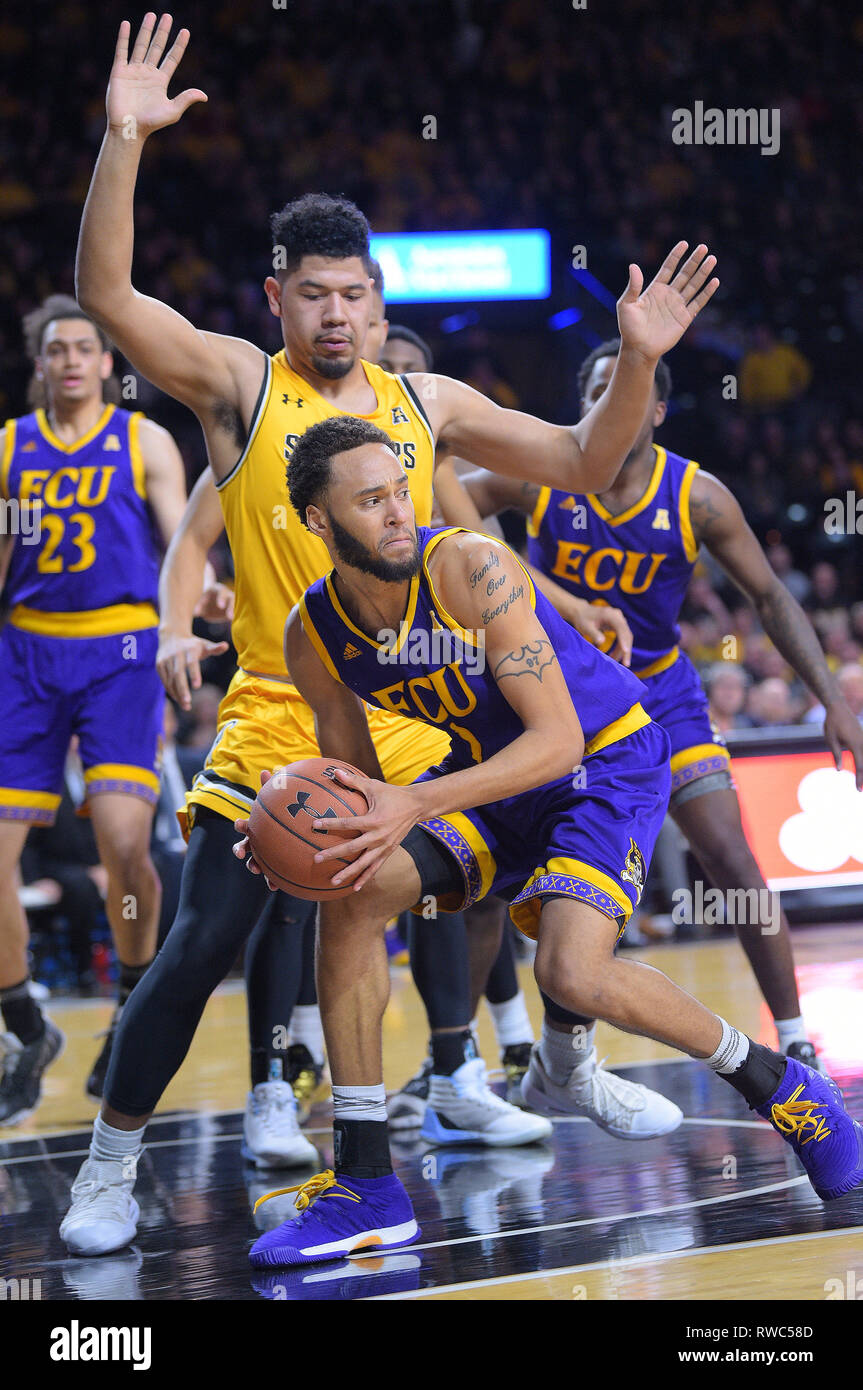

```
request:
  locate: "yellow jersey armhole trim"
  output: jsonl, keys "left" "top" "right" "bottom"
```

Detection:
{"left": 398, "top": 374, "right": 436, "bottom": 456}
{"left": 128, "top": 412, "right": 147, "bottom": 499}
{"left": 679, "top": 460, "right": 700, "bottom": 563}
{"left": 1, "top": 419, "right": 17, "bottom": 497}
{"left": 215, "top": 354, "right": 273, "bottom": 493}
{"left": 526, "top": 485, "right": 551, "bottom": 538}
{"left": 423, "top": 527, "right": 535, "bottom": 640}
{"left": 298, "top": 593, "right": 342, "bottom": 682}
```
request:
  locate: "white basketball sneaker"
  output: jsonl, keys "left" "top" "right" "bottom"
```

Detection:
{"left": 421, "top": 1057, "right": 553, "bottom": 1147}
{"left": 521, "top": 1046, "right": 683, "bottom": 1139}
{"left": 60, "top": 1157, "right": 140, "bottom": 1255}
{"left": 242, "top": 1081, "right": 319, "bottom": 1168}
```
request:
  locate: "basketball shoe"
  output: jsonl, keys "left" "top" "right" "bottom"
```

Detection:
{"left": 502, "top": 1042, "right": 533, "bottom": 1106}
{"left": 421, "top": 1057, "right": 552, "bottom": 1147}
{"left": 0, "top": 1019, "right": 65, "bottom": 1125}
{"left": 284, "top": 1043, "right": 324, "bottom": 1123}
{"left": 758, "top": 1056, "right": 863, "bottom": 1200}
{"left": 60, "top": 1158, "right": 140, "bottom": 1255}
{"left": 387, "top": 1057, "right": 432, "bottom": 1130}
{"left": 86, "top": 1006, "right": 122, "bottom": 1101}
{"left": 521, "top": 1045, "right": 683, "bottom": 1139}
{"left": 249, "top": 1170, "right": 420, "bottom": 1267}
{"left": 242, "top": 1081, "right": 319, "bottom": 1168}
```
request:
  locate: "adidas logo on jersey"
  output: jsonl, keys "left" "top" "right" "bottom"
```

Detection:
{"left": 652, "top": 508, "right": 671, "bottom": 530}
{"left": 557, "top": 495, "right": 576, "bottom": 509}
{"left": 21, "top": 440, "right": 37, "bottom": 452}
{"left": 343, "top": 642, "right": 362, "bottom": 660}
{"left": 103, "top": 434, "right": 121, "bottom": 451}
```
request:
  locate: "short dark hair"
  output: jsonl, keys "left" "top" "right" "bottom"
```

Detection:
{"left": 287, "top": 416, "right": 396, "bottom": 528}
{"left": 21, "top": 294, "right": 118, "bottom": 409}
{"left": 577, "top": 337, "right": 672, "bottom": 405}
{"left": 370, "top": 258, "right": 385, "bottom": 298}
{"left": 269, "top": 193, "right": 372, "bottom": 280}
{"left": 22, "top": 294, "right": 112, "bottom": 359}
{"left": 382, "top": 324, "right": 434, "bottom": 371}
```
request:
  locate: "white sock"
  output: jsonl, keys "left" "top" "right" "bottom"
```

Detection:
{"left": 774, "top": 1015, "right": 807, "bottom": 1051}
{"left": 290, "top": 1004, "right": 325, "bottom": 1067}
{"left": 91, "top": 1113, "right": 145, "bottom": 1165}
{"left": 540, "top": 1018, "right": 596, "bottom": 1084}
{"left": 704, "top": 1018, "right": 751, "bottom": 1074}
{"left": 489, "top": 992, "right": 533, "bottom": 1050}
{"left": 331, "top": 1083, "right": 387, "bottom": 1124}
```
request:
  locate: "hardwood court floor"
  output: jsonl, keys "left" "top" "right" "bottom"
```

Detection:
{"left": 1, "top": 925, "right": 861, "bottom": 1301}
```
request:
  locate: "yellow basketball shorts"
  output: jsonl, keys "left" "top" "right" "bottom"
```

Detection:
{"left": 180, "top": 669, "right": 452, "bottom": 835}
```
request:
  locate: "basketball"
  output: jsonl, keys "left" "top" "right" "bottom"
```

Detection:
{"left": 246, "top": 758, "right": 369, "bottom": 899}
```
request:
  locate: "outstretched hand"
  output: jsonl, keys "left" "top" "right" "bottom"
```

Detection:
{"left": 617, "top": 242, "right": 719, "bottom": 362}
{"left": 107, "top": 12, "right": 207, "bottom": 138}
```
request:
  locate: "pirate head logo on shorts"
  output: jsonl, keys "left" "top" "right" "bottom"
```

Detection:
{"left": 620, "top": 837, "right": 645, "bottom": 902}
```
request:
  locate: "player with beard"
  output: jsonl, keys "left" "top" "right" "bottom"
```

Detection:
{"left": 60, "top": 14, "right": 717, "bottom": 1254}
{"left": 237, "top": 417, "right": 863, "bottom": 1266}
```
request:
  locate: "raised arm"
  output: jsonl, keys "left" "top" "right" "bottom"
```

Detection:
{"left": 691, "top": 470, "right": 863, "bottom": 784}
{"left": 420, "top": 243, "right": 718, "bottom": 495}
{"left": 284, "top": 607, "right": 384, "bottom": 778}
{"left": 77, "top": 16, "right": 260, "bottom": 460}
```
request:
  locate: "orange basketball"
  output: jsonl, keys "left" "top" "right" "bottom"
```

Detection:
{"left": 246, "top": 758, "right": 369, "bottom": 899}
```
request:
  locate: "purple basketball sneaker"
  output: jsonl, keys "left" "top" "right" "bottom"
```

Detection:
{"left": 758, "top": 1057, "right": 863, "bottom": 1201}
{"left": 249, "top": 1169, "right": 420, "bottom": 1267}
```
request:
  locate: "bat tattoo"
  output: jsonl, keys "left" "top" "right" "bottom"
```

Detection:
{"left": 493, "top": 640, "right": 557, "bottom": 682}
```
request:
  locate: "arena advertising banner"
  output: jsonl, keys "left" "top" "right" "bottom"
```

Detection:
{"left": 732, "top": 750, "right": 863, "bottom": 891}
{"left": 369, "top": 229, "right": 551, "bottom": 302}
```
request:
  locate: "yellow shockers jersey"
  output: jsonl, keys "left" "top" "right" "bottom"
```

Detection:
{"left": 218, "top": 353, "right": 437, "bottom": 675}
{"left": 184, "top": 352, "right": 450, "bottom": 829}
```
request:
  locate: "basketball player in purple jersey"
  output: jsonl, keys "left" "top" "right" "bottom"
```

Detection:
{"left": 459, "top": 338, "right": 863, "bottom": 1107}
{"left": 0, "top": 295, "right": 189, "bottom": 1123}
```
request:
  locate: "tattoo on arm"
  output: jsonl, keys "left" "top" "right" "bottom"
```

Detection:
{"left": 482, "top": 581, "right": 524, "bottom": 623}
{"left": 470, "top": 549, "right": 501, "bottom": 588}
{"left": 493, "top": 640, "right": 557, "bottom": 682}
{"left": 688, "top": 488, "right": 725, "bottom": 543}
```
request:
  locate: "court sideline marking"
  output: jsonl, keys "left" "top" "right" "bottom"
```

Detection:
{"left": 365, "top": 1223, "right": 863, "bottom": 1299}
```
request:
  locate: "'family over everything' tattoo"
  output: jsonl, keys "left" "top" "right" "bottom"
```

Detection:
{"left": 482, "top": 582, "right": 524, "bottom": 624}
{"left": 470, "top": 550, "right": 501, "bottom": 588}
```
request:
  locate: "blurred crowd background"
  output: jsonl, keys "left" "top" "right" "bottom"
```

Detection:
{"left": 2, "top": 0, "right": 861, "bottom": 981}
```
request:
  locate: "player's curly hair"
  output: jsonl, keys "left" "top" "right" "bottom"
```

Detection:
{"left": 270, "top": 193, "right": 372, "bottom": 280}
{"left": 577, "top": 337, "right": 672, "bottom": 405}
{"left": 287, "top": 416, "right": 396, "bottom": 529}
{"left": 21, "top": 294, "right": 119, "bottom": 408}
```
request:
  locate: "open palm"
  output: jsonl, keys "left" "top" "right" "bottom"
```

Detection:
{"left": 617, "top": 242, "right": 719, "bottom": 360}
{"left": 107, "top": 12, "right": 206, "bottom": 137}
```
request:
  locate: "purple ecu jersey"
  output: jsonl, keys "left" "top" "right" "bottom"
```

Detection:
{"left": 298, "top": 526, "right": 672, "bottom": 939}
{"left": 2, "top": 405, "right": 160, "bottom": 618}
{"left": 526, "top": 443, "right": 731, "bottom": 796}
{"left": 0, "top": 405, "right": 164, "bottom": 823}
